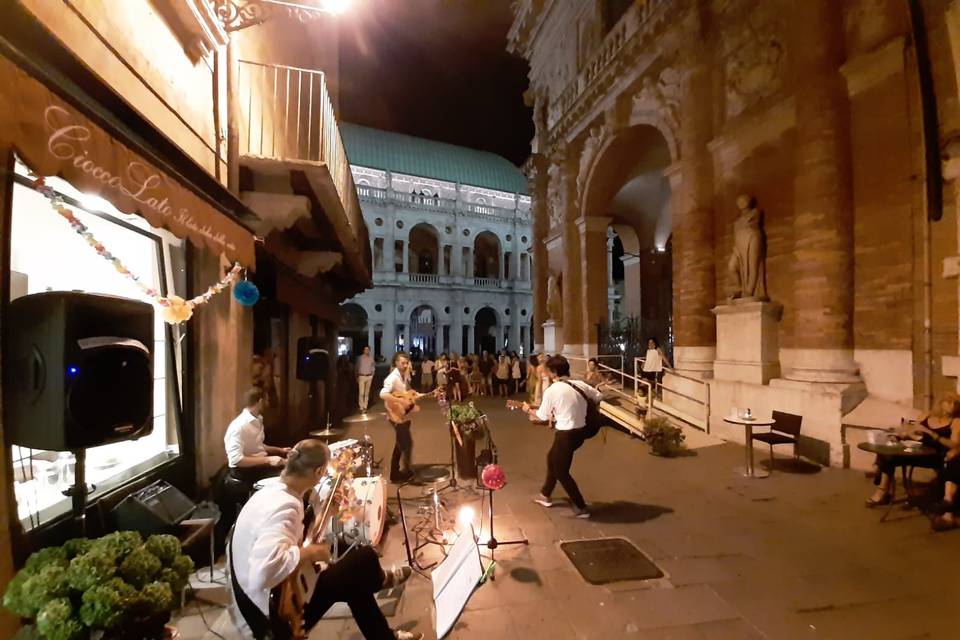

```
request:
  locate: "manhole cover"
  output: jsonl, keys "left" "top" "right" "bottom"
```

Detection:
{"left": 560, "top": 538, "right": 664, "bottom": 585}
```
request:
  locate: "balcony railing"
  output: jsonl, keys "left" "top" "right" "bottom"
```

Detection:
{"left": 238, "top": 60, "right": 363, "bottom": 235}
{"left": 357, "top": 185, "right": 387, "bottom": 200}
{"left": 409, "top": 273, "right": 440, "bottom": 284}
{"left": 474, "top": 277, "right": 501, "bottom": 289}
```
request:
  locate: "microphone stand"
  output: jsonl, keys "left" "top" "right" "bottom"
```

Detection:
{"left": 477, "top": 423, "right": 527, "bottom": 580}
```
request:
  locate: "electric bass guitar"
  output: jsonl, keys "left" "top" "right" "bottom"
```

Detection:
{"left": 269, "top": 448, "right": 355, "bottom": 640}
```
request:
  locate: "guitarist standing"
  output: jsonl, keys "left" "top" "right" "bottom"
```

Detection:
{"left": 230, "top": 439, "right": 420, "bottom": 640}
{"left": 380, "top": 352, "right": 422, "bottom": 483}
{"left": 521, "top": 355, "right": 602, "bottom": 519}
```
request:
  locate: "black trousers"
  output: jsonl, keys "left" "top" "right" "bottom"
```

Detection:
{"left": 390, "top": 420, "right": 413, "bottom": 478}
{"left": 541, "top": 430, "right": 587, "bottom": 509}
{"left": 302, "top": 546, "right": 392, "bottom": 639}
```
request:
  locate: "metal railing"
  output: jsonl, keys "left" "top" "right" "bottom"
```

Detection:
{"left": 635, "top": 357, "right": 711, "bottom": 431}
{"left": 567, "top": 355, "right": 652, "bottom": 418}
{"left": 237, "top": 60, "right": 362, "bottom": 235}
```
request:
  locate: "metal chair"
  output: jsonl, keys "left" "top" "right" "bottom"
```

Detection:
{"left": 751, "top": 410, "right": 802, "bottom": 472}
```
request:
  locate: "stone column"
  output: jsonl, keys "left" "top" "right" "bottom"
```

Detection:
{"left": 578, "top": 215, "right": 613, "bottom": 356}
{"left": 671, "top": 58, "right": 716, "bottom": 374}
{"left": 382, "top": 309, "right": 396, "bottom": 360}
{"left": 367, "top": 326, "right": 375, "bottom": 352}
{"left": 607, "top": 233, "right": 615, "bottom": 287}
{"left": 451, "top": 318, "right": 463, "bottom": 357}
{"left": 622, "top": 255, "right": 642, "bottom": 318}
{"left": 528, "top": 155, "right": 549, "bottom": 350}
{"left": 402, "top": 239, "right": 410, "bottom": 274}
{"left": 511, "top": 315, "right": 522, "bottom": 350}
{"left": 560, "top": 165, "right": 583, "bottom": 356}
{"left": 783, "top": 0, "right": 858, "bottom": 382}
{"left": 466, "top": 324, "right": 475, "bottom": 355}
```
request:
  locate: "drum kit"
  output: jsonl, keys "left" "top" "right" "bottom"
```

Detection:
{"left": 253, "top": 429, "right": 387, "bottom": 553}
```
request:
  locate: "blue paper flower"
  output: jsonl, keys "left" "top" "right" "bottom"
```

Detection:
{"left": 233, "top": 280, "right": 260, "bottom": 306}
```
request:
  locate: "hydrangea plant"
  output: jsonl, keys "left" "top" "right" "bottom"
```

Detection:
{"left": 3, "top": 531, "right": 195, "bottom": 640}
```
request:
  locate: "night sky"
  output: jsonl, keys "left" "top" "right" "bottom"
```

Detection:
{"left": 337, "top": 0, "right": 534, "bottom": 166}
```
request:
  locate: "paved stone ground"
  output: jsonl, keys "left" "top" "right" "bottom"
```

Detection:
{"left": 174, "top": 395, "right": 959, "bottom": 640}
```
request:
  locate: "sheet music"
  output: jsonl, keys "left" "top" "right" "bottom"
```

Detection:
{"left": 432, "top": 531, "right": 483, "bottom": 638}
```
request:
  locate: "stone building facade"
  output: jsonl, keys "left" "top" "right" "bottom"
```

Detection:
{"left": 509, "top": 0, "right": 960, "bottom": 467}
{"left": 340, "top": 124, "right": 533, "bottom": 358}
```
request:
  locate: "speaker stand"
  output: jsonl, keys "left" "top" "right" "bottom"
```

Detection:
{"left": 63, "top": 449, "right": 94, "bottom": 536}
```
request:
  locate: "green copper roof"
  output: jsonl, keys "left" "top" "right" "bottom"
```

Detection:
{"left": 340, "top": 123, "right": 528, "bottom": 195}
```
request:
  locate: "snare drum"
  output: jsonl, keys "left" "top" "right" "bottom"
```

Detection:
{"left": 314, "top": 475, "right": 387, "bottom": 546}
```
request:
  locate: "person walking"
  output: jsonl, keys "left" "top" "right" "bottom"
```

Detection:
{"left": 641, "top": 338, "right": 671, "bottom": 396}
{"left": 496, "top": 354, "right": 511, "bottom": 398}
{"left": 522, "top": 355, "right": 601, "bottom": 518}
{"left": 357, "top": 345, "right": 375, "bottom": 413}
{"left": 526, "top": 355, "right": 540, "bottom": 404}
{"left": 511, "top": 355, "right": 522, "bottom": 395}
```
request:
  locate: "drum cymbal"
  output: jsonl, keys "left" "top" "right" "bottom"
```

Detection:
{"left": 309, "top": 427, "right": 344, "bottom": 439}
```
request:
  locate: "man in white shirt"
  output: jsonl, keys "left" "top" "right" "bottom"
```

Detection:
{"left": 230, "top": 439, "right": 420, "bottom": 640}
{"left": 420, "top": 356, "right": 435, "bottom": 391}
{"left": 380, "top": 352, "right": 421, "bottom": 482}
{"left": 522, "top": 355, "right": 602, "bottom": 518}
{"left": 356, "top": 346, "right": 375, "bottom": 413}
{"left": 224, "top": 388, "right": 290, "bottom": 483}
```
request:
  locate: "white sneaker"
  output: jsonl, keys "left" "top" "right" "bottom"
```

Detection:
{"left": 533, "top": 494, "right": 554, "bottom": 508}
{"left": 572, "top": 505, "right": 591, "bottom": 519}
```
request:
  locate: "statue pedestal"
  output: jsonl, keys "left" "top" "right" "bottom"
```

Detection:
{"left": 543, "top": 320, "right": 563, "bottom": 354}
{"left": 712, "top": 300, "right": 783, "bottom": 385}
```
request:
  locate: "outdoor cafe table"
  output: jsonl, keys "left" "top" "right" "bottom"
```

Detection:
{"left": 723, "top": 415, "right": 776, "bottom": 478}
{"left": 857, "top": 441, "right": 939, "bottom": 522}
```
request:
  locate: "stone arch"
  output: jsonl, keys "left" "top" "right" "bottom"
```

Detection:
{"left": 339, "top": 302, "right": 369, "bottom": 354}
{"left": 474, "top": 306, "right": 500, "bottom": 354}
{"left": 408, "top": 222, "right": 440, "bottom": 274}
{"left": 409, "top": 304, "right": 438, "bottom": 357}
{"left": 473, "top": 231, "right": 501, "bottom": 279}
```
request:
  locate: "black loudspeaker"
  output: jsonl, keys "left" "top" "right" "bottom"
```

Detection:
{"left": 3, "top": 292, "right": 154, "bottom": 451}
{"left": 112, "top": 480, "right": 196, "bottom": 537}
{"left": 296, "top": 337, "right": 329, "bottom": 380}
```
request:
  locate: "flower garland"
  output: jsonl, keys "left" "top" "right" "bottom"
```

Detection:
{"left": 32, "top": 177, "right": 244, "bottom": 324}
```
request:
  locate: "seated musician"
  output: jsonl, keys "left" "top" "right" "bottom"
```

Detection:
{"left": 380, "top": 352, "right": 427, "bottom": 482}
{"left": 230, "top": 439, "right": 420, "bottom": 640}
{"left": 225, "top": 388, "right": 291, "bottom": 483}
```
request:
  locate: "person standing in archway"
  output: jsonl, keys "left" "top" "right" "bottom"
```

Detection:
{"left": 356, "top": 345, "right": 375, "bottom": 414}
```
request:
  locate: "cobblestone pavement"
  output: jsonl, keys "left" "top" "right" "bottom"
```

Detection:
{"left": 176, "top": 395, "right": 959, "bottom": 640}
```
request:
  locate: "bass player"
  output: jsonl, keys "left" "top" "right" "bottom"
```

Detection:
{"left": 230, "top": 438, "right": 421, "bottom": 640}
{"left": 380, "top": 352, "right": 432, "bottom": 482}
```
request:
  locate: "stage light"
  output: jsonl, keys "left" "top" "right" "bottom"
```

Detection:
{"left": 320, "top": 0, "right": 353, "bottom": 15}
{"left": 457, "top": 506, "right": 475, "bottom": 527}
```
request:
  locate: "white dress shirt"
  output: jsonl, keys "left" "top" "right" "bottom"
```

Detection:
{"left": 380, "top": 367, "right": 408, "bottom": 399}
{"left": 536, "top": 378, "right": 602, "bottom": 431}
{"left": 230, "top": 483, "right": 303, "bottom": 616}
{"left": 224, "top": 408, "right": 267, "bottom": 468}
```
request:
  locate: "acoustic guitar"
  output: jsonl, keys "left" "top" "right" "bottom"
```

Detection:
{"left": 269, "top": 448, "right": 355, "bottom": 640}
{"left": 384, "top": 389, "right": 438, "bottom": 423}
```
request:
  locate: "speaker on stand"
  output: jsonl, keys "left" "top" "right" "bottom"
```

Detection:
{"left": 3, "top": 292, "right": 154, "bottom": 534}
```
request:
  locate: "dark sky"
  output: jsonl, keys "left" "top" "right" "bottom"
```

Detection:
{"left": 337, "top": 0, "right": 533, "bottom": 166}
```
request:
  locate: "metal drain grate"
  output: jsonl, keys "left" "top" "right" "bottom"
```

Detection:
{"left": 560, "top": 537, "right": 664, "bottom": 585}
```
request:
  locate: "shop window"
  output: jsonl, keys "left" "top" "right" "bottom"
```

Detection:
{"left": 8, "top": 162, "right": 185, "bottom": 529}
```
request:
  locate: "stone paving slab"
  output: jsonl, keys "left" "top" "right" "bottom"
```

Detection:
{"left": 174, "top": 396, "right": 960, "bottom": 640}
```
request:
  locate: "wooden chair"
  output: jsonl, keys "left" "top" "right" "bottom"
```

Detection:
{"left": 751, "top": 410, "right": 802, "bottom": 472}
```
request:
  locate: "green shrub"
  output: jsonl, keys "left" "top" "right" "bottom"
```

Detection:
{"left": 67, "top": 549, "right": 117, "bottom": 592}
{"left": 79, "top": 584, "right": 126, "bottom": 630}
{"left": 23, "top": 547, "right": 68, "bottom": 574}
{"left": 139, "top": 581, "right": 174, "bottom": 615}
{"left": 119, "top": 547, "right": 162, "bottom": 589}
{"left": 144, "top": 534, "right": 181, "bottom": 566}
{"left": 642, "top": 417, "right": 686, "bottom": 456}
{"left": 36, "top": 598, "right": 84, "bottom": 640}
{"left": 62, "top": 538, "right": 93, "bottom": 559}
{"left": 20, "top": 566, "right": 72, "bottom": 618}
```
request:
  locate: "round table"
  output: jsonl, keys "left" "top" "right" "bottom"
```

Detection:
{"left": 723, "top": 415, "right": 776, "bottom": 478}
{"left": 857, "top": 441, "right": 939, "bottom": 521}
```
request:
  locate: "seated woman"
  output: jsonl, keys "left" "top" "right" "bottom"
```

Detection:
{"left": 930, "top": 415, "right": 960, "bottom": 532}
{"left": 584, "top": 358, "right": 605, "bottom": 388}
{"left": 867, "top": 396, "right": 960, "bottom": 515}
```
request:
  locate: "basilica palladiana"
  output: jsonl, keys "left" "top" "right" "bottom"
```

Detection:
{"left": 338, "top": 124, "right": 533, "bottom": 360}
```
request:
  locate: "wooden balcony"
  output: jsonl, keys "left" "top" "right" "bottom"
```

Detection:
{"left": 238, "top": 60, "right": 370, "bottom": 292}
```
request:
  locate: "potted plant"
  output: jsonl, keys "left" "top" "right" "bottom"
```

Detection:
{"left": 448, "top": 402, "right": 486, "bottom": 479}
{"left": 4, "top": 531, "right": 195, "bottom": 640}
{"left": 642, "top": 417, "right": 686, "bottom": 457}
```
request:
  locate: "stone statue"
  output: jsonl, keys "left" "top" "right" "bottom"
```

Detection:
{"left": 546, "top": 274, "right": 563, "bottom": 324}
{"left": 728, "top": 194, "right": 768, "bottom": 301}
